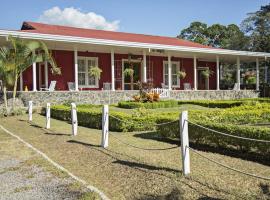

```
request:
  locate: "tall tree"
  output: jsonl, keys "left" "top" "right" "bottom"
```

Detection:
{"left": 241, "top": 4, "right": 270, "bottom": 52}
{"left": 178, "top": 22, "right": 249, "bottom": 50}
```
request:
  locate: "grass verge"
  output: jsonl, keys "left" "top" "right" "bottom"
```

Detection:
{"left": 0, "top": 114, "right": 269, "bottom": 199}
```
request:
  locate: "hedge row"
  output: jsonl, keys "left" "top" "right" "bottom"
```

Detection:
{"left": 48, "top": 105, "right": 165, "bottom": 132}
{"left": 178, "top": 98, "right": 270, "bottom": 108}
{"left": 156, "top": 116, "right": 270, "bottom": 155}
{"left": 118, "top": 100, "right": 179, "bottom": 109}
{"left": 118, "top": 98, "right": 270, "bottom": 109}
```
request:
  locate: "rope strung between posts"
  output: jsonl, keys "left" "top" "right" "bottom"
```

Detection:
{"left": 109, "top": 132, "right": 179, "bottom": 151}
{"left": 188, "top": 146, "right": 270, "bottom": 181}
{"left": 187, "top": 120, "right": 270, "bottom": 143}
{"left": 110, "top": 115, "right": 178, "bottom": 127}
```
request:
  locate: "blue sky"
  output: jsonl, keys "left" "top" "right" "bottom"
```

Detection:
{"left": 0, "top": 0, "right": 269, "bottom": 37}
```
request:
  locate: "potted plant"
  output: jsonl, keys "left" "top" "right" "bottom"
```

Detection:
{"left": 176, "top": 70, "right": 187, "bottom": 79}
{"left": 89, "top": 66, "right": 103, "bottom": 80}
{"left": 201, "top": 69, "right": 214, "bottom": 78}
{"left": 124, "top": 67, "right": 134, "bottom": 90}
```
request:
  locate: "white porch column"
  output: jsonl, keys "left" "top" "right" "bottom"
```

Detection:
{"left": 236, "top": 56, "right": 241, "bottom": 90}
{"left": 32, "top": 62, "right": 37, "bottom": 91}
{"left": 143, "top": 50, "right": 147, "bottom": 83}
{"left": 74, "top": 48, "right": 79, "bottom": 91}
{"left": 45, "top": 61, "right": 48, "bottom": 88}
{"left": 111, "top": 49, "right": 115, "bottom": 91}
{"left": 256, "top": 58, "right": 260, "bottom": 91}
{"left": 216, "top": 56, "right": 220, "bottom": 90}
{"left": 193, "top": 55, "right": 197, "bottom": 90}
{"left": 168, "top": 53, "right": 172, "bottom": 90}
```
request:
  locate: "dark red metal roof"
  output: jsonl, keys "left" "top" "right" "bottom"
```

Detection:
{"left": 21, "top": 21, "right": 214, "bottom": 49}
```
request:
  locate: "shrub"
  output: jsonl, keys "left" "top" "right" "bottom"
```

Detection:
{"left": 156, "top": 111, "right": 270, "bottom": 155}
{"left": 48, "top": 105, "right": 161, "bottom": 132}
{"left": 118, "top": 100, "right": 179, "bottom": 109}
{"left": 178, "top": 98, "right": 270, "bottom": 108}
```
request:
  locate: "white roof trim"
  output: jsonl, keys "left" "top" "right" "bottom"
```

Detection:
{"left": 0, "top": 29, "right": 270, "bottom": 58}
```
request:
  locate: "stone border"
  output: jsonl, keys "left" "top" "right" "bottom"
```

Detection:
{"left": 0, "top": 90, "right": 259, "bottom": 107}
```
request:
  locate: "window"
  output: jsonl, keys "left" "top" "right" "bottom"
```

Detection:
{"left": 78, "top": 57, "right": 99, "bottom": 88}
{"left": 163, "top": 61, "right": 180, "bottom": 87}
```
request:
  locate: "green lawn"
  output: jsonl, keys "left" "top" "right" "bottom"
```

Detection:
{"left": 0, "top": 114, "right": 269, "bottom": 199}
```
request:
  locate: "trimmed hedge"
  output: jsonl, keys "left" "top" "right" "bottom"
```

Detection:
{"left": 48, "top": 105, "right": 169, "bottom": 132}
{"left": 118, "top": 100, "right": 179, "bottom": 109}
{"left": 156, "top": 117, "right": 270, "bottom": 155}
{"left": 178, "top": 98, "right": 270, "bottom": 108}
{"left": 47, "top": 100, "right": 270, "bottom": 156}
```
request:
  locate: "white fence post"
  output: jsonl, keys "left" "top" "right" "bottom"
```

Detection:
{"left": 46, "top": 103, "right": 50, "bottom": 129}
{"left": 28, "top": 101, "right": 33, "bottom": 122}
{"left": 101, "top": 105, "right": 109, "bottom": 148}
{"left": 71, "top": 103, "right": 78, "bottom": 136}
{"left": 180, "top": 110, "right": 190, "bottom": 176}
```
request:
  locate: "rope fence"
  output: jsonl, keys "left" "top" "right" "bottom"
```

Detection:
{"left": 27, "top": 101, "right": 270, "bottom": 183}
{"left": 188, "top": 146, "right": 270, "bottom": 181}
{"left": 187, "top": 120, "right": 270, "bottom": 143}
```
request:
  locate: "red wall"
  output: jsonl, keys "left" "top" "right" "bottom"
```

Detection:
{"left": 22, "top": 50, "right": 217, "bottom": 91}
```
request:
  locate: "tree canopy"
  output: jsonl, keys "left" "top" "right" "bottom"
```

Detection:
{"left": 178, "top": 22, "right": 249, "bottom": 50}
{"left": 178, "top": 3, "right": 270, "bottom": 52}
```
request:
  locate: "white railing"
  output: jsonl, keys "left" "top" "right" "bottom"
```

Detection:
{"left": 151, "top": 88, "right": 170, "bottom": 98}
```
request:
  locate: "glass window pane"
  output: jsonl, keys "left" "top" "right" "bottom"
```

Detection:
{"left": 88, "top": 59, "right": 97, "bottom": 86}
{"left": 78, "top": 59, "right": 85, "bottom": 72}
{"left": 164, "top": 64, "right": 168, "bottom": 74}
{"left": 172, "top": 75, "right": 178, "bottom": 85}
{"left": 78, "top": 73, "right": 85, "bottom": 85}
{"left": 172, "top": 64, "right": 177, "bottom": 74}
{"left": 88, "top": 75, "right": 96, "bottom": 85}
{"left": 165, "top": 75, "right": 168, "bottom": 85}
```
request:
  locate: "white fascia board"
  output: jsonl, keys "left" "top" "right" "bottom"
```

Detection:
{"left": 0, "top": 29, "right": 270, "bottom": 58}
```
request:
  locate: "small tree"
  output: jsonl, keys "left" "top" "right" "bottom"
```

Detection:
{"left": 0, "top": 36, "right": 61, "bottom": 112}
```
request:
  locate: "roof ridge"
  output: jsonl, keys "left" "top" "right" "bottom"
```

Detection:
{"left": 23, "top": 21, "right": 211, "bottom": 46}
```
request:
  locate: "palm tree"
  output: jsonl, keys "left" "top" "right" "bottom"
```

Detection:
{"left": 0, "top": 36, "right": 61, "bottom": 110}
{"left": 0, "top": 36, "right": 61, "bottom": 112}
{"left": 0, "top": 53, "right": 14, "bottom": 114}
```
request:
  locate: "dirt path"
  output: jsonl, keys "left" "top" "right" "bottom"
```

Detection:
{"left": 0, "top": 130, "right": 99, "bottom": 200}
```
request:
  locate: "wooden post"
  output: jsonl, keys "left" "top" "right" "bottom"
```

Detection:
{"left": 46, "top": 103, "right": 50, "bottom": 129}
{"left": 71, "top": 103, "right": 78, "bottom": 136}
{"left": 101, "top": 105, "right": 109, "bottom": 148}
{"left": 28, "top": 101, "right": 33, "bottom": 122}
{"left": 180, "top": 111, "right": 190, "bottom": 176}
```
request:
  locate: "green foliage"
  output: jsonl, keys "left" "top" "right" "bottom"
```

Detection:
{"left": 241, "top": 3, "right": 270, "bottom": 52}
{"left": 178, "top": 98, "right": 270, "bottom": 108}
{"left": 156, "top": 103, "right": 270, "bottom": 155}
{"left": 118, "top": 100, "right": 179, "bottom": 109}
{"left": 48, "top": 105, "right": 159, "bottom": 132}
{"left": 123, "top": 68, "right": 134, "bottom": 77}
{"left": 178, "top": 22, "right": 249, "bottom": 50}
{"left": 89, "top": 66, "right": 102, "bottom": 80}
{"left": 200, "top": 69, "right": 214, "bottom": 78}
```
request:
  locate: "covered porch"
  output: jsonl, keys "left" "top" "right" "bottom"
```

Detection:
{"left": 18, "top": 42, "right": 264, "bottom": 93}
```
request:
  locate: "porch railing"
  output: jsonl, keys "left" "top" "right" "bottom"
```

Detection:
{"left": 151, "top": 88, "right": 170, "bottom": 98}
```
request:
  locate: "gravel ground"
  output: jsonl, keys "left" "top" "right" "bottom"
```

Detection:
{"left": 0, "top": 158, "right": 85, "bottom": 200}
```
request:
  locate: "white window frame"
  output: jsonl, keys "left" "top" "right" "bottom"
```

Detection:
{"left": 78, "top": 56, "right": 99, "bottom": 88}
{"left": 163, "top": 61, "right": 180, "bottom": 88}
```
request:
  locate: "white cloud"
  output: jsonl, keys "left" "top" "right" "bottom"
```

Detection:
{"left": 38, "top": 7, "right": 120, "bottom": 31}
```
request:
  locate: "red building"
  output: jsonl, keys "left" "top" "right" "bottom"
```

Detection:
{"left": 0, "top": 21, "right": 269, "bottom": 92}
